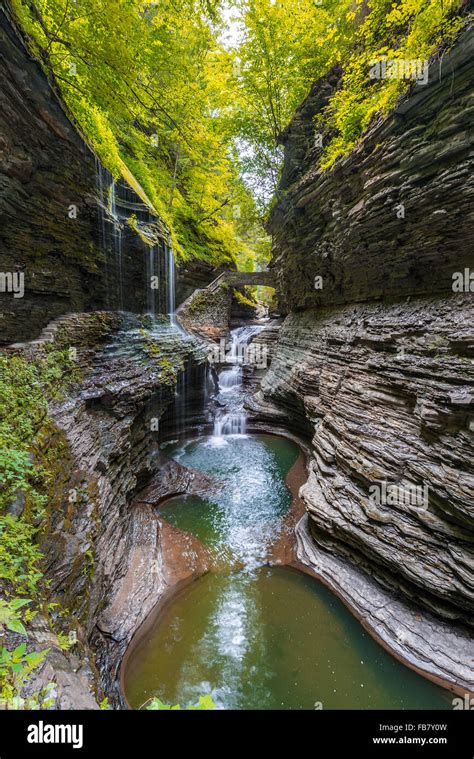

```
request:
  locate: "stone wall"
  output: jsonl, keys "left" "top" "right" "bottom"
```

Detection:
{"left": 251, "top": 25, "right": 474, "bottom": 689}
{"left": 251, "top": 296, "right": 474, "bottom": 623}
{"left": 14, "top": 311, "right": 209, "bottom": 705}
{"left": 0, "top": 4, "right": 217, "bottom": 345}
{"left": 0, "top": 3, "right": 106, "bottom": 343}
{"left": 268, "top": 26, "right": 474, "bottom": 314}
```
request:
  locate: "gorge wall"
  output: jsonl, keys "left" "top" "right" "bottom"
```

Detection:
{"left": 269, "top": 26, "right": 474, "bottom": 312}
{"left": 251, "top": 26, "right": 474, "bottom": 691}
{"left": 0, "top": 2, "right": 224, "bottom": 708}
{"left": 12, "top": 311, "right": 213, "bottom": 708}
{"left": 1, "top": 0, "right": 473, "bottom": 708}
{"left": 0, "top": 2, "right": 218, "bottom": 345}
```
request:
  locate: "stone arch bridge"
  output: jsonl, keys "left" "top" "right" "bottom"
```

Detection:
{"left": 207, "top": 270, "right": 276, "bottom": 292}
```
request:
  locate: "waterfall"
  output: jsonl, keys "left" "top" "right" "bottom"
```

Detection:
{"left": 115, "top": 223, "right": 124, "bottom": 311}
{"left": 218, "top": 364, "right": 242, "bottom": 392}
{"left": 95, "top": 163, "right": 124, "bottom": 312}
{"left": 212, "top": 325, "right": 265, "bottom": 439}
{"left": 167, "top": 244, "right": 176, "bottom": 325}
{"left": 108, "top": 179, "right": 124, "bottom": 310}
{"left": 95, "top": 158, "right": 110, "bottom": 306}
{"left": 213, "top": 413, "right": 248, "bottom": 437}
{"left": 94, "top": 158, "right": 178, "bottom": 319}
{"left": 146, "top": 246, "right": 158, "bottom": 316}
{"left": 219, "top": 331, "right": 243, "bottom": 392}
{"left": 175, "top": 370, "right": 186, "bottom": 434}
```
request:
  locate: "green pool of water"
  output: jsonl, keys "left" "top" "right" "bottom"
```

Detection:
{"left": 123, "top": 434, "right": 451, "bottom": 710}
{"left": 159, "top": 434, "right": 299, "bottom": 566}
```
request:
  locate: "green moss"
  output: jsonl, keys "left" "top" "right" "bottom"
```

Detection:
{"left": 187, "top": 290, "right": 210, "bottom": 315}
{"left": 0, "top": 348, "right": 81, "bottom": 629}
{"left": 138, "top": 336, "right": 182, "bottom": 385}
{"left": 233, "top": 289, "right": 256, "bottom": 309}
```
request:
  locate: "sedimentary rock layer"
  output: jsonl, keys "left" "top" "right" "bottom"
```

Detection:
{"left": 256, "top": 22, "right": 474, "bottom": 690}
{"left": 296, "top": 514, "right": 474, "bottom": 695}
{"left": 9, "top": 312, "right": 210, "bottom": 705}
{"left": 251, "top": 297, "right": 474, "bottom": 625}
{"left": 0, "top": 4, "right": 217, "bottom": 343}
{"left": 269, "top": 26, "right": 474, "bottom": 313}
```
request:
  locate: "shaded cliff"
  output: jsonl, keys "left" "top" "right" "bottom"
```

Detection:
{"left": 269, "top": 26, "right": 474, "bottom": 314}
{"left": 7, "top": 311, "right": 213, "bottom": 707}
{"left": 0, "top": 4, "right": 219, "bottom": 344}
{"left": 252, "top": 296, "right": 473, "bottom": 620}
{"left": 251, "top": 26, "right": 474, "bottom": 690}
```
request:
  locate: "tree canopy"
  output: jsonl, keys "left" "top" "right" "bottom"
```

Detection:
{"left": 11, "top": 0, "right": 467, "bottom": 267}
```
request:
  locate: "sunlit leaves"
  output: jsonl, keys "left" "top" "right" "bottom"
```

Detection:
{"left": 13, "top": 0, "right": 255, "bottom": 265}
{"left": 229, "top": 0, "right": 465, "bottom": 187}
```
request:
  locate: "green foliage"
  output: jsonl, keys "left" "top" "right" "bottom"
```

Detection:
{"left": 0, "top": 349, "right": 81, "bottom": 701}
{"left": 233, "top": 288, "right": 256, "bottom": 309}
{"left": 56, "top": 632, "right": 76, "bottom": 651}
{"left": 0, "top": 516, "right": 43, "bottom": 597}
{"left": 318, "top": 0, "right": 465, "bottom": 170}
{"left": 0, "top": 598, "right": 31, "bottom": 636}
{"left": 10, "top": 0, "right": 468, "bottom": 264}
{"left": 231, "top": 0, "right": 466, "bottom": 194}
{"left": 0, "top": 642, "right": 50, "bottom": 706}
{"left": 0, "top": 351, "right": 80, "bottom": 518}
{"left": 12, "top": 0, "right": 262, "bottom": 268}
{"left": 230, "top": 0, "right": 353, "bottom": 204}
{"left": 145, "top": 694, "right": 216, "bottom": 710}
{"left": 0, "top": 350, "right": 79, "bottom": 600}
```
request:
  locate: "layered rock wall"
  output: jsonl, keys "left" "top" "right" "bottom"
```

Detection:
{"left": 252, "top": 25, "right": 474, "bottom": 688}
{"left": 269, "top": 27, "right": 474, "bottom": 313}
{"left": 253, "top": 297, "right": 474, "bottom": 622}
{"left": 8, "top": 311, "right": 209, "bottom": 705}
{"left": 0, "top": 4, "right": 217, "bottom": 344}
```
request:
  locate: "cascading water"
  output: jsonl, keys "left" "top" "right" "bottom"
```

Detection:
{"left": 124, "top": 431, "right": 451, "bottom": 710}
{"left": 218, "top": 333, "right": 243, "bottom": 393}
{"left": 166, "top": 244, "right": 176, "bottom": 326}
{"left": 146, "top": 245, "right": 158, "bottom": 317}
{"left": 212, "top": 325, "right": 265, "bottom": 439}
{"left": 95, "top": 159, "right": 111, "bottom": 307}
{"left": 94, "top": 158, "right": 179, "bottom": 321}
{"left": 175, "top": 370, "right": 186, "bottom": 435}
{"left": 108, "top": 179, "right": 124, "bottom": 310}
{"left": 95, "top": 161, "right": 126, "bottom": 311}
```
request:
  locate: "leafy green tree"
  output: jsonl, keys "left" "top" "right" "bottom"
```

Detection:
{"left": 12, "top": 0, "right": 261, "bottom": 266}
{"left": 230, "top": 0, "right": 465, "bottom": 205}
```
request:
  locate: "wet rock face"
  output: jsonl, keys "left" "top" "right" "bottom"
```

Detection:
{"left": 176, "top": 259, "right": 226, "bottom": 308}
{"left": 268, "top": 27, "right": 474, "bottom": 314}
{"left": 0, "top": 6, "right": 156, "bottom": 342}
{"left": 253, "top": 296, "right": 474, "bottom": 623}
{"left": 21, "top": 616, "right": 99, "bottom": 710}
{"left": 177, "top": 282, "right": 234, "bottom": 340}
{"left": 259, "top": 24, "right": 474, "bottom": 659}
{"left": 26, "top": 312, "right": 209, "bottom": 704}
{"left": 0, "top": 5, "right": 106, "bottom": 343}
{"left": 0, "top": 6, "right": 215, "bottom": 344}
